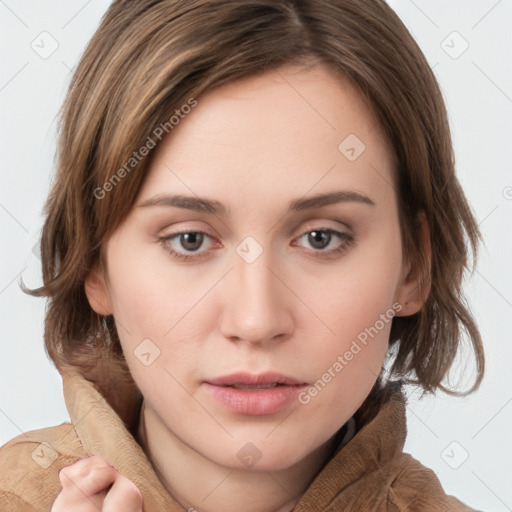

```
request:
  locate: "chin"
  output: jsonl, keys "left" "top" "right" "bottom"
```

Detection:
{"left": 210, "top": 439, "right": 316, "bottom": 473}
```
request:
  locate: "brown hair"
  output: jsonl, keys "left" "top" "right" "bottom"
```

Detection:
{"left": 22, "top": 0, "right": 485, "bottom": 429}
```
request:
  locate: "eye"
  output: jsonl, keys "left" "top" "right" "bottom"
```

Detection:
{"left": 293, "top": 228, "right": 355, "bottom": 258}
{"left": 158, "top": 230, "right": 216, "bottom": 261}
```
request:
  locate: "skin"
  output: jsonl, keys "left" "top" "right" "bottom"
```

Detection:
{"left": 51, "top": 455, "right": 143, "bottom": 511}
{"left": 85, "top": 62, "right": 429, "bottom": 512}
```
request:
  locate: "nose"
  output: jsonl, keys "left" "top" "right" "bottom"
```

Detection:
{"left": 219, "top": 243, "right": 294, "bottom": 346}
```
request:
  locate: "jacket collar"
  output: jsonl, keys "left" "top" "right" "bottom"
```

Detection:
{"left": 62, "top": 369, "right": 406, "bottom": 511}
{"left": 62, "top": 370, "right": 183, "bottom": 510}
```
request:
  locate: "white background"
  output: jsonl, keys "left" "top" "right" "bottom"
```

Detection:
{"left": 1, "top": 1, "right": 511, "bottom": 510}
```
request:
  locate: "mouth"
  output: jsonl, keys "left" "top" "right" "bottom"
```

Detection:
{"left": 204, "top": 371, "right": 307, "bottom": 387}
{"left": 204, "top": 372, "right": 308, "bottom": 416}
{"left": 226, "top": 383, "right": 284, "bottom": 390}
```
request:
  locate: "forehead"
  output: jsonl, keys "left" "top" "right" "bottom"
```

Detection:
{"left": 138, "top": 62, "right": 396, "bottom": 211}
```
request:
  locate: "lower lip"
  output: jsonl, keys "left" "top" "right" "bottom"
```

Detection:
{"left": 204, "top": 383, "right": 306, "bottom": 416}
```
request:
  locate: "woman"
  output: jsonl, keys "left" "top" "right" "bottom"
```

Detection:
{"left": 0, "top": 1, "right": 484, "bottom": 510}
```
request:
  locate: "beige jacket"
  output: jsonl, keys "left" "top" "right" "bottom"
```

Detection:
{"left": 0, "top": 370, "right": 478, "bottom": 511}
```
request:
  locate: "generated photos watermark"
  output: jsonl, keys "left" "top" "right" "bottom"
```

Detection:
{"left": 298, "top": 301, "right": 403, "bottom": 405}
{"left": 93, "top": 97, "right": 198, "bottom": 200}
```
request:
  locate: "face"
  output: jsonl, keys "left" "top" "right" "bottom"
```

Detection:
{"left": 86, "top": 62, "right": 423, "bottom": 471}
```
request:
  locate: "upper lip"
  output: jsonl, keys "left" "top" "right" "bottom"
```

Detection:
{"left": 205, "top": 372, "right": 306, "bottom": 386}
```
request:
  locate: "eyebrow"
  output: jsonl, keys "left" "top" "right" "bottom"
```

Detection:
{"left": 137, "top": 190, "right": 376, "bottom": 216}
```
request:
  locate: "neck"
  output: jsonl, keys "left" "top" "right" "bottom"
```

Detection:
{"left": 136, "top": 401, "right": 336, "bottom": 512}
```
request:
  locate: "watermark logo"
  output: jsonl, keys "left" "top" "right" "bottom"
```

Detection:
{"left": 31, "top": 442, "right": 58, "bottom": 469}
{"left": 237, "top": 442, "right": 262, "bottom": 468}
{"left": 134, "top": 338, "right": 161, "bottom": 366}
{"left": 236, "top": 236, "right": 264, "bottom": 264}
{"left": 441, "top": 441, "right": 469, "bottom": 469}
{"left": 31, "top": 31, "right": 59, "bottom": 59}
{"left": 441, "top": 31, "right": 469, "bottom": 60}
{"left": 298, "top": 302, "right": 402, "bottom": 405}
{"left": 338, "top": 133, "right": 366, "bottom": 162}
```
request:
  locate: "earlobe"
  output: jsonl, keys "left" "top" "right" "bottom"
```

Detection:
{"left": 84, "top": 265, "right": 113, "bottom": 316}
{"left": 395, "top": 212, "right": 431, "bottom": 316}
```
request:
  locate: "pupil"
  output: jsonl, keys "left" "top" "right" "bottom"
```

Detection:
{"left": 309, "top": 231, "right": 330, "bottom": 250}
{"left": 181, "top": 232, "right": 203, "bottom": 251}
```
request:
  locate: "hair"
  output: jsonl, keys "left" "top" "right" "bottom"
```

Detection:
{"left": 22, "top": 0, "right": 485, "bottom": 431}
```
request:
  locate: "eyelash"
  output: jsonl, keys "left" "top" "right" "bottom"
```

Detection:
{"left": 157, "top": 227, "right": 355, "bottom": 262}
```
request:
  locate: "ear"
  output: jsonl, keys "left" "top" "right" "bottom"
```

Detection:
{"left": 84, "top": 264, "right": 113, "bottom": 316}
{"left": 395, "top": 212, "right": 431, "bottom": 316}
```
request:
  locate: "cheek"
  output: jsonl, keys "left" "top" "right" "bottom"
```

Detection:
{"left": 293, "top": 265, "right": 399, "bottom": 426}
{"left": 105, "top": 238, "right": 220, "bottom": 394}
{"left": 294, "top": 227, "right": 402, "bottom": 379}
{"left": 106, "top": 238, "right": 209, "bottom": 341}
{"left": 306, "top": 229, "right": 401, "bottom": 337}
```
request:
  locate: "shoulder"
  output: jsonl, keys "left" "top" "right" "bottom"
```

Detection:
{"left": 0, "top": 423, "right": 87, "bottom": 512}
{"left": 385, "top": 452, "right": 478, "bottom": 512}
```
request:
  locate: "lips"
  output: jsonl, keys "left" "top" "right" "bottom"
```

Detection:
{"left": 204, "top": 372, "right": 308, "bottom": 416}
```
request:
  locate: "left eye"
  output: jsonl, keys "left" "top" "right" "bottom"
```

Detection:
{"left": 295, "top": 229, "right": 351, "bottom": 251}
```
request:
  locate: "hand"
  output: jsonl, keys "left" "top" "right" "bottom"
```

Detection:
{"left": 51, "top": 455, "right": 143, "bottom": 511}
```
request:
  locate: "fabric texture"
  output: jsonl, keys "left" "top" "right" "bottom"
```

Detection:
{"left": 0, "top": 369, "right": 478, "bottom": 511}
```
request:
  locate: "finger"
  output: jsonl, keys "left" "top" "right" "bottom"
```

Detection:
{"left": 58, "top": 456, "right": 109, "bottom": 486}
{"left": 51, "top": 487, "right": 107, "bottom": 512}
{"left": 102, "top": 474, "right": 143, "bottom": 512}
{"left": 58, "top": 456, "right": 117, "bottom": 496}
